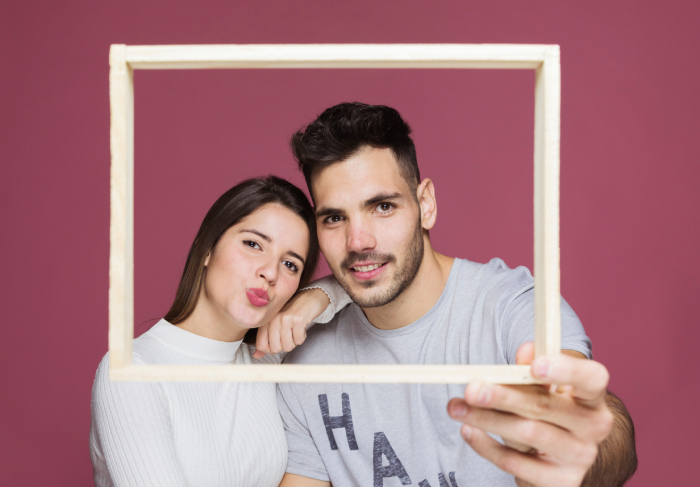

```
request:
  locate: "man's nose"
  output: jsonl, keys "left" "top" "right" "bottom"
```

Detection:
{"left": 346, "top": 218, "right": 376, "bottom": 253}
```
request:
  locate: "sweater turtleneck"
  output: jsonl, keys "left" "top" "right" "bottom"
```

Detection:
{"left": 146, "top": 319, "right": 243, "bottom": 364}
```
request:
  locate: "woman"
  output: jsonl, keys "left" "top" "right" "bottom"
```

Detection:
{"left": 90, "top": 176, "right": 345, "bottom": 487}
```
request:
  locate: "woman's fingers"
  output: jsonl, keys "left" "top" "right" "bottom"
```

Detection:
{"left": 279, "top": 317, "right": 297, "bottom": 352}
{"left": 254, "top": 288, "right": 330, "bottom": 356}
{"left": 291, "top": 319, "right": 307, "bottom": 347}
{"left": 253, "top": 325, "right": 270, "bottom": 359}
{"left": 267, "top": 320, "right": 283, "bottom": 354}
{"left": 265, "top": 316, "right": 308, "bottom": 354}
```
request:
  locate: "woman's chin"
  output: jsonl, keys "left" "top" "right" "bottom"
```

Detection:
{"left": 227, "top": 309, "right": 269, "bottom": 331}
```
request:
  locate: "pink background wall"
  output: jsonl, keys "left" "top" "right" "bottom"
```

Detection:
{"left": 2, "top": 1, "right": 698, "bottom": 485}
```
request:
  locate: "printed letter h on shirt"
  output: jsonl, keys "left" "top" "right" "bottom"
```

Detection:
{"left": 318, "top": 393, "right": 359, "bottom": 450}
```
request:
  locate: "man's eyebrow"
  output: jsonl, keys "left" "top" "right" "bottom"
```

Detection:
{"left": 316, "top": 192, "right": 404, "bottom": 219}
{"left": 240, "top": 229, "right": 271, "bottom": 242}
{"left": 363, "top": 192, "right": 404, "bottom": 208}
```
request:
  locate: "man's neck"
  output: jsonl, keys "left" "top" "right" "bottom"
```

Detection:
{"left": 362, "top": 246, "right": 454, "bottom": 330}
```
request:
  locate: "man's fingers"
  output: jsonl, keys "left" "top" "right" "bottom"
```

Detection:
{"left": 461, "top": 426, "right": 587, "bottom": 487}
{"left": 448, "top": 399, "right": 596, "bottom": 466}
{"left": 516, "top": 342, "right": 536, "bottom": 365}
{"left": 463, "top": 382, "right": 597, "bottom": 434}
{"left": 531, "top": 354, "right": 609, "bottom": 405}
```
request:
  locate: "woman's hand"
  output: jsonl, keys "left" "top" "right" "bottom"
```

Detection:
{"left": 252, "top": 288, "right": 330, "bottom": 358}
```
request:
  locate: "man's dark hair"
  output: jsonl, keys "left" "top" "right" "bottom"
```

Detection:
{"left": 290, "top": 102, "right": 420, "bottom": 200}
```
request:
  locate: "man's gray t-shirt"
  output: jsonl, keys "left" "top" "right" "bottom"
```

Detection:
{"left": 277, "top": 258, "right": 592, "bottom": 487}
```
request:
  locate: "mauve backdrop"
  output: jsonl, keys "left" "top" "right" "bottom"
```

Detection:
{"left": 2, "top": 1, "right": 698, "bottom": 485}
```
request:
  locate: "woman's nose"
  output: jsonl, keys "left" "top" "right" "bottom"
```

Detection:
{"left": 258, "top": 259, "right": 278, "bottom": 284}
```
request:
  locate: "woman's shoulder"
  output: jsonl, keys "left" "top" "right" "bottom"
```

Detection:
{"left": 91, "top": 325, "right": 166, "bottom": 405}
{"left": 91, "top": 350, "right": 164, "bottom": 416}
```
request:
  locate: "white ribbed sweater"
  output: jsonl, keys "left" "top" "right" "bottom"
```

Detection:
{"left": 90, "top": 277, "right": 351, "bottom": 487}
{"left": 90, "top": 320, "right": 288, "bottom": 487}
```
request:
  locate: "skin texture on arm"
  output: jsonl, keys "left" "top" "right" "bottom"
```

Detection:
{"left": 447, "top": 344, "right": 637, "bottom": 487}
{"left": 278, "top": 473, "right": 331, "bottom": 487}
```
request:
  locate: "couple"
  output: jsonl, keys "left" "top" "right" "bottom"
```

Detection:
{"left": 91, "top": 103, "right": 636, "bottom": 487}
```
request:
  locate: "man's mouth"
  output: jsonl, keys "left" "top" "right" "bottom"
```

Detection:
{"left": 351, "top": 263, "right": 383, "bottom": 272}
{"left": 348, "top": 262, "right": 388, "bottom": 280}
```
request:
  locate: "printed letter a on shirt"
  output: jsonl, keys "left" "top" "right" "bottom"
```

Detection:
{"left": 373, "top": 432, "right": 411, "bottom": 487}
{"left": 318, "top": 393, "right": 358, "bottom": 450}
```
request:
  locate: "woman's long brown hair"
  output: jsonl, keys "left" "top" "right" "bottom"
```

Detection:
{"left": 164, "top": 176, "right": 319, "bottom": 343}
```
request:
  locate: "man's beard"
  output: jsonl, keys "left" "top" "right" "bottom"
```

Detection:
{"left": 333, "top": 218, "right": 425, "bottom": 308}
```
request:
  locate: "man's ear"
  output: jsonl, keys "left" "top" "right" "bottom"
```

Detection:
{"left": 416, "top": 178, "right": 437, "bottom": 231}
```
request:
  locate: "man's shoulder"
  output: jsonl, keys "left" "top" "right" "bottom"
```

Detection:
{"left": 285, "top": 305, "right": 357, "bottom": 365}
{"left": 457, "top": 257, "right": 534, "bottom": 293}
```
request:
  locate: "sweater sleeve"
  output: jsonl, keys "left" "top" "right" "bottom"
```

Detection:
{"left": 301, "top": 274, "right": 353, "bottom": 324}
{"left": 90, "top": 354, "right": 189, "bottom": 487}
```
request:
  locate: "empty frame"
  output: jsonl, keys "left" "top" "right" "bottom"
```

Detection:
{"left": 109, "top": 44, "right": 561, "bottom": 384}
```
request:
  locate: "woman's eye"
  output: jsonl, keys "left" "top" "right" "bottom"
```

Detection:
{"left": 283, "top": 261, "right": 299, "bottom": 273}
{"left": 243, "top": 240, "right": 261, "bottom": 250}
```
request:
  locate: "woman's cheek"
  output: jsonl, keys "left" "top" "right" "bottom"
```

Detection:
{"left": 279, "top": 275, "right": 299, "bottom": 303}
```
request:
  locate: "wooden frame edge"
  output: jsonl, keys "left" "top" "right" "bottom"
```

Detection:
{"left": 109, "top": 44, "right": 134, "bottom": 370}
{"left": 534, "top": 46, "right": 562, "bottom": 357}
{"left": 124, "top": 44, "right": 549, "bottom": 70}
{"left": 108, "top": 43, "right": 561, "bottom": 384}
{"left": 110, "top": 364, "right": 538, "bottom": 384}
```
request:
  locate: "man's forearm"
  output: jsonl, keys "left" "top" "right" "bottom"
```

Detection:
{"left": 582, "top": 390, "right": 637, "bottom": 487}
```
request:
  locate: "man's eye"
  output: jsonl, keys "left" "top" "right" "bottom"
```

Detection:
{"left": 325, "top": 215, "right": 343, "bottom": 224}
{"left": 376, "top": 203, "right": 394, "bottom": 213}
{"left": 243, "top": 240, "right": 261, "bottom": 250}
{"left": 283, "top": 261, "right": 299, "bottom": 273}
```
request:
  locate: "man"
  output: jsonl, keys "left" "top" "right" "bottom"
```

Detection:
{"left": 275, "top": 103, "right": 636, "bottom": 487}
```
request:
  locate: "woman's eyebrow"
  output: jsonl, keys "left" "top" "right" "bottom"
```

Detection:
{"left": 287, "top": 251, "right": 306, "bottom": 266}
{"left": 241, "top": 229, "right": 271, "bottom": 242}
{"left": 242, "top": 229, "right": 305, "bottom": 265}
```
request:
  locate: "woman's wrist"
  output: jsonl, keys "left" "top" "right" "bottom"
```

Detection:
{"left": 294, "top": 287, "right": 331, "bottom": 321}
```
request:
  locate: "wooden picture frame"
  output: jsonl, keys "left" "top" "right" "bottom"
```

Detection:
{"left": 109, "top": 44, "right": 561, "bottom": 384}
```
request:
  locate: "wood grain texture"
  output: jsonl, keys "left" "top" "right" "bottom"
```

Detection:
{"left": 110, "top": 364, "right": 540, "bottom": 384}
